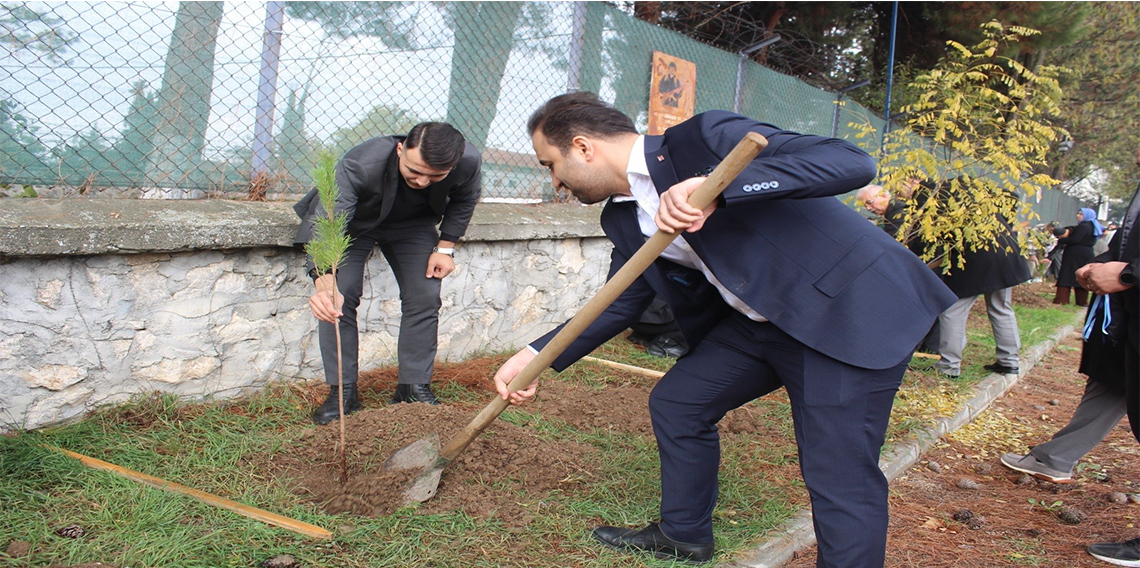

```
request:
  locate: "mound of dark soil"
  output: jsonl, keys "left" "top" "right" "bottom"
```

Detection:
{"left": 263, "top": 350, "right": 790, "bottom": 526}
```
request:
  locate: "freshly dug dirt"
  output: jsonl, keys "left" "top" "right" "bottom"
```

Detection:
{"left": 264, "top": 354, "right": 787, "bottom": 526}
{"left": 274, "top": 401, "right": 597, "bottom": 523}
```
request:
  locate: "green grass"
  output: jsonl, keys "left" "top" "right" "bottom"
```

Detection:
{"left": 0, "top": 360, "right": 795, "bottom": 567}
{"left": 1002, "top": 537, "right": 1050, "bottom": 565}
{"left": 0, "top": 290, "right": 1082, "bottom": 567}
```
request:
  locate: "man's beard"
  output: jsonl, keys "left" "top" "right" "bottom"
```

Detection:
{"left": 563, "top": 162, "right": 621, "bottom": 205}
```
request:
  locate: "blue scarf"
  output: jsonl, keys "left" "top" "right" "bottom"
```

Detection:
{"left": 1080, "top": 207, "right": 1105, "bottom": 237}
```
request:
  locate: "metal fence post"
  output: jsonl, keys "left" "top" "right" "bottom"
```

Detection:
{"left": 830, "top": 79, "right": 869, "bottom": 138}
{"left": 566, "top": 1, "right": 587, "bottom": 92}
{"left": 252, "top": 1, "right": 285, "bottom": 179}
{"left": 733, "top": 36, "right": 779, "bottom": 115}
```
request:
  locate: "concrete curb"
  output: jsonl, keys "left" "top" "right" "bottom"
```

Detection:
{"left": 721, "top": 311, "right": 1087, "bottom": 568}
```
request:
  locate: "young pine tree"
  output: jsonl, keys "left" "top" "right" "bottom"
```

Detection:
{"left": 304, "top": 150, "right": 352, "bottom": 482}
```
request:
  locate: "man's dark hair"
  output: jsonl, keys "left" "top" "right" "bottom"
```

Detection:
{"left": 526, "top": 92, "right": 637, "bottom": 154}
{"left": 405, "top": 122, "right": 466, "bottom": 169}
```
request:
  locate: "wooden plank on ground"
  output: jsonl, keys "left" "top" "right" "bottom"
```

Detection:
{"left": 46, "top": 445, "right": 333, "bottom": 540}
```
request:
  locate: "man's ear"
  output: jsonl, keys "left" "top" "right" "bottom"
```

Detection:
{"left": 571, "top": 136, "right": 593, "bottom": 161}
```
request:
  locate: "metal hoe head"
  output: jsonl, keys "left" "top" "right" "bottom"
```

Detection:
{"left": 383, "top": 434, "right": 445, "bottom": 505}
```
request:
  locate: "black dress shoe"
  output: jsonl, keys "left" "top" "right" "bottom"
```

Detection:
{"left": 390, "top": 383, "right": 441, "bottom": 405}
{"left": 592, "top": 523, "right": 713, "bottom": 563}
{"left": 646, "top": 333, "right": 689, "bottom": 358}
{"left": 983, "top": 362, "right": 1019, "bottom": 375}
{"left": 312, "top": 384, "right": 362, "bottom": 425}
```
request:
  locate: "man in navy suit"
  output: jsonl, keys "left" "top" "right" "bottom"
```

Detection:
{"left": 492, "top": 93, "right": 955, "bottom": 566}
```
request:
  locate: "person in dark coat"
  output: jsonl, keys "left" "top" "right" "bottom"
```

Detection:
{"left": 856, "top": 184, "right": 907, "bottom": 239}
{"left": 1054, "top": 208, "right": 1105, "bottom": 306}
{"left": 1080, "top": 146, "right": 1140, "bottom": 565}
{"left": 934, "top": 194, "right": 1033, "bottom": 377}
{"left": 1044, "top": 222, "right": 1065, "bottom": 281}
{"left": 1000, "top": 291, "right": 1128, "bottom": 483}
{"left": 627, "top": 296, "right": 689, "bottom": 358}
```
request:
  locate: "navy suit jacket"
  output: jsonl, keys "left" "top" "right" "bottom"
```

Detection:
{"left": 533, "top": 111, "right": 956, "bottom": 371}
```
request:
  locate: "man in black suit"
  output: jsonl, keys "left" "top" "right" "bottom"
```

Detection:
{"left": 492, "top": 93, "right": 955, "bottom": 566}
{"left": 294, "top": 122, "right": 482, "bottom": 424}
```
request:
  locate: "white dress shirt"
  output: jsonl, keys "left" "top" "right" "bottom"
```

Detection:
{"left": 614, "top": 136, "right": 768, "bottom": 322}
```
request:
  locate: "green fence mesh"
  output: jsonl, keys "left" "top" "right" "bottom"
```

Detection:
{"left": 0, "top": 0, "right": 1080, "bottom": 219}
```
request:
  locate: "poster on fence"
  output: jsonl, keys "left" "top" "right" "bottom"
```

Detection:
{"left": 648, "top": 51, "right": 696, "bottom": 135}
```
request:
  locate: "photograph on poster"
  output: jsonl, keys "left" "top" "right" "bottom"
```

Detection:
{"left": 648, "top": 51, "right": 696, "bottom": 135}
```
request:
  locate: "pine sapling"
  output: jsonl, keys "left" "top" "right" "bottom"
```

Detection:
{"left": 304, "top": 150, "right": 353, "bottom": 483}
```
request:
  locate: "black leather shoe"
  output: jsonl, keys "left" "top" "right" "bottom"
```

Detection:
{"left": 390, "top": 383, "right": 441, "bottom": 405}
{"left": 312, "top": 384, "right": 362, "bottom": 425}
{"left": 646, "top": 334, "right": 688, "bottom": 358}
{"left": 983, "top": 362, "right": 1019, "bottom": 375}
{"left": 592, "top": 523, "right": 713, "bottom": 563}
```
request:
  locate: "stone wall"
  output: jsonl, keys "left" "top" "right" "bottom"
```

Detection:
{"left": 0, "top": 200, "right": 610, "bottom": 431}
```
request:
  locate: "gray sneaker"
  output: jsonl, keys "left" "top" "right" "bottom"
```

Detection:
{"left": 1000, "top": 453, "right": 1073, "bottom": 484}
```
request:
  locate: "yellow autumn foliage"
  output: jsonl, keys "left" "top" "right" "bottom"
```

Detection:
{"left": 856, "top": 21, "right": 1068, "bottom": 272}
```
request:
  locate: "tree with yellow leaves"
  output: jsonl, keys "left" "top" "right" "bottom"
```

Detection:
{"left": 862, "top": 21, "right": 1068, "bottom": 271}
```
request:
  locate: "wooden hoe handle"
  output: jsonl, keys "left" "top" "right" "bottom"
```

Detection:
{"left": 441, "top": 132, "right": 769, "bottom": 461}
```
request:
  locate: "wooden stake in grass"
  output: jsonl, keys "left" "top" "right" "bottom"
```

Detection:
{"left": 304, "top": 150, "right": 352, "bottom": 484}
{"left": 46, "top": 446, "right": 333, "bottom": 540}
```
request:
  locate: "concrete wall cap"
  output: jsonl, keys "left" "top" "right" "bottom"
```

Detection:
{"left": 0, "top": 199, "right": 606, "bottom": 257}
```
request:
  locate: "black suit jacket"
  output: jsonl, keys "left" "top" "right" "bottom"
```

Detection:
{"left": 532, "top": 111, "right": 957, "bottom": 371}
{"left": 293, "top": 135, "right": 482, "bottom": 245}
{"left": 940, "top": 214, "right": 1032, "bottom": 298}
{"left": 1100, "top": 187, "right": 1140, "bottom": 349}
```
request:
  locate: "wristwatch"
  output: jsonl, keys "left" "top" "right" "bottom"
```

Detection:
{"left": 433, "top": 246, "right": 455, "bottom": 256}
{"left": 1121, "top": 264, "right": 1137, "bottom": 287}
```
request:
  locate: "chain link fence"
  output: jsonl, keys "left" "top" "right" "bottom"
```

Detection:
{"left": 0, "top": 1, "right": 1080, "bottom": 217}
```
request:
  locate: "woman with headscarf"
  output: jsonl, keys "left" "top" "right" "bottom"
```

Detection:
{"left": 1054, "top": 207, "right": 1105, "bottom": 306}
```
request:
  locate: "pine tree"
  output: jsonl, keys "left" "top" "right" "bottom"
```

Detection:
{"left": 304, "top": 150, "right": 352, "bottom": 482}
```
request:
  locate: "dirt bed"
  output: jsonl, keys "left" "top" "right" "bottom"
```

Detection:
{"left": 263, "top": 355, "right": 784, "bottom": 527}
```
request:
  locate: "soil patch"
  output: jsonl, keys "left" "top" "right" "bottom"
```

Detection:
{"left": 264, "top": 347, "right": 792, "bottom": 526}
{"left": 786, "top": 335, "right": 1140, "bottom": 567}
{"left": 1011, "top": 280, "right": 1057, "bottom": 309}
{"left": 258, "top": 281, "right": 1081, "bottom": 562}
{"left": 530, "top": 380, "right": 656, "bottom": 437}
{"left": 268, "top": 402, "right": 597, "bottom": 523}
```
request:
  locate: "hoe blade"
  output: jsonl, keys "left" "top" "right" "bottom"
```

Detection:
{"left": 384, "top": 434, "right": 445, "bottom": 505}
